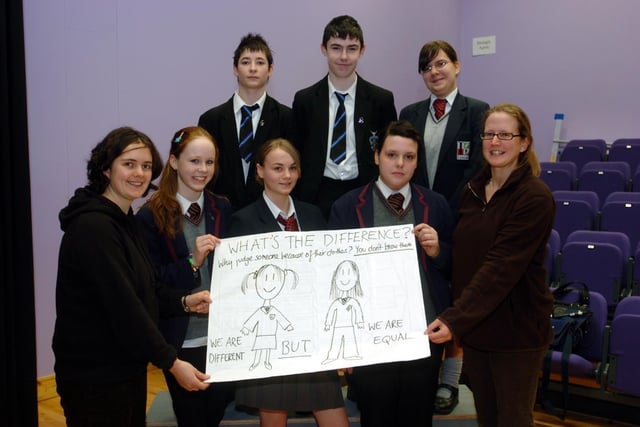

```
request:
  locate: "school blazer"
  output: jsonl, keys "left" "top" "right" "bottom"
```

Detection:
{"left": 137, "top": 192, "right": 233, "bottom": 350}
{"left": 228, "top": 196, "right": 327, "bottom": 237}
{"left": 328, "top": 182, "right": 453, "bottom": 314}
{"left": 198, "top": 95, "right": 295, "bottom": 210}
{"left": 292, "top": 75, "right": 397, "bottom": 202}
{"left": 399, "top": 93, "right": 489, "bottom": 212}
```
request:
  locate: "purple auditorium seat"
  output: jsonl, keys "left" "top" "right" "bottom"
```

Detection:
{"left": 634, "top": 165, "right": 640, "bottom": 192}
{"left": 600, "top": 193, "right": 640, "bottom": 251}
{"left": 559, "top": 230, "right": 630, "bottom": 306}
{"left": 540, "top": 161, "right": 578, "bottom": 191}
{"left": 559, "top": 139, "right": 607, "bottom": 174}
{"left": 608, "top": 139, "right": 640, "bottom": 176}
{"left": 552, "top": 190, "right": 600, "bottom": 245}
{"left": 578, "top": 161, "right": 631, "bottom": 207}
{"left": 605, "top": 296, "right": 640, "bottom": 397}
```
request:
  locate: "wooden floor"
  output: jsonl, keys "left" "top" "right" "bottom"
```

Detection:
{"left": 37, "top": 367, "right": 635, "bottom": 426}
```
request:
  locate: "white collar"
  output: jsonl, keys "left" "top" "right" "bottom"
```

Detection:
{"left": 262, "top": 192, "right": 296, "bottom": 220}
{"left": 233, "top": 91, "right": 267, "bottom": 114}
{"left": 176, "top": 192, "right": 204, "bottom": 216}
{"left": 375, "top": 178, "right": 411, "bottom": 204}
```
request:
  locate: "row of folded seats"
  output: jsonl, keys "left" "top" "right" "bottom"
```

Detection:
{"left": 543, "top": 228, "right": 640, "bottom": 400}
{"left": 542, "top": 138, "right": 640, "bottom": 202}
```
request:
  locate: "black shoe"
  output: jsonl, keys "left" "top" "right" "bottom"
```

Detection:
{"left": 434, "top": 384, "right": 459, "bottom": 415}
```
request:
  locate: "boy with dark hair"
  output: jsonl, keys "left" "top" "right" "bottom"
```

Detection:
{"left": 293, "top": 15, "right": 397, "bottom": 218}
{"left": 198, "top": 33, "right": 294, "bottom": 210}
{"left": 329, "top": 120, "right": 454, "bottom": 427}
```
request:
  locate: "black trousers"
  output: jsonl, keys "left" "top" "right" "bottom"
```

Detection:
{"left": 57, "top": 371, "right": 147, "bottom": 427}
{"left": 349, "top": 342, "right": 444, "bottom": 427}
{"left": 164, "top": 346, "right": 235, "bottom": 427}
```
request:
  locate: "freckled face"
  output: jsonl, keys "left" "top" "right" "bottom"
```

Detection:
{"left": 169, "top": 136, "right": 216, "bottom": 201}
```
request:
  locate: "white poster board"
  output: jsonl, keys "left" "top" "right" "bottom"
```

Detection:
{"left": 206, "top": 224, "right": 430, "bottom": 382}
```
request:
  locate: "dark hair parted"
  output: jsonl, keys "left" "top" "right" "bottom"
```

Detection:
{"left": 87, "top": 126, "right": 162, "bottom": 196}
{"left": 322, "top": 15, "right": 364, "bottom": 47}
{"left": 144, "top": 126, "right": 219, "bottom": 239}
{"left": 483, "top": 103, "right": 541, "bottom": 176}
{"left": 234, "top": 33, "right": 273, "bottom": 66}
{"left": 418, "top": 40, "right": 458, "bottom": 74}
{"left": 255, "top": 138, "right": 301, "bottom": 187}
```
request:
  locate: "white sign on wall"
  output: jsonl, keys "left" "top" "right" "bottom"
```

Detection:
{"left": 472, "top": 35, "right": 496, "bottom": 56}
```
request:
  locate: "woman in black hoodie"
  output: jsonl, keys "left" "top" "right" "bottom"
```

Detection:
{"left": 53, "top": 127, "right": 212, "bottom": 427}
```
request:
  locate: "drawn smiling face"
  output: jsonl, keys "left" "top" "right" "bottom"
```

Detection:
{"left": 255, "top": 265, "right": 285, "bottom": 300}
{"left": 336, "top": 262, "right": 357, "bottom": 292}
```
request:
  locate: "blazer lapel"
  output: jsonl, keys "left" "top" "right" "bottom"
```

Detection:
{"left": 354, "top": 79, "right": 375, "bottom": 153}
{"left": 315, "top": 77, "right": 331, "bottom": 159}
{"left": 256, "top": 197, "right": 281, "bottom": 232}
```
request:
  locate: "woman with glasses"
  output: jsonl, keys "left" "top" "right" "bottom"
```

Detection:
{"left": 427, "top": 104, "right": 555, "bottom": 427}
{"left": 399, "top": 39, "right": 490, "bottom": 415}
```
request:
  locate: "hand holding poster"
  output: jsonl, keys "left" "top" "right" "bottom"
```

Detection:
{"left": 206, "top": 224, "right": 430, "bottom": 382}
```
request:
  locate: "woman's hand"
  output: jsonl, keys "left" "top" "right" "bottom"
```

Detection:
{"left": 169, "top": 358, "right": 210, "bottom": 392}
{"left": 425, "top": 318, "right": 452, "bottom": 344}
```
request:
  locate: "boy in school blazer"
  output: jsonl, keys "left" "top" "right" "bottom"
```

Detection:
{"left": 198, "top": 33, "right": 294, "bottom": 210}
{"left": 328, "top": 120, "right": 454, "bottom": 427}
{"left": 292, "top": 15, "right": 396, "bottom": 217}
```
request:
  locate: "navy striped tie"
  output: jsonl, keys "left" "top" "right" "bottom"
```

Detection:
{"left": 239, "top": 104, "right": 259, "bottom": 162}
{"left": 330, "top": 92, "right": 347, "bottom": 164}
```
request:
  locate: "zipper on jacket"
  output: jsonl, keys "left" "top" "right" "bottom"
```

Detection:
{"left": 467, "top": 182, "right": 488, "bottom": 212}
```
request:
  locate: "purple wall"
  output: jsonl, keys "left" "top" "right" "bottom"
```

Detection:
{"left": 25, "top": 0, "right": 457, "bottom": 376}
{"left": 458, "top": 0, "right": 640, "bottom": 160}
{"left": 26, "top": 0, "right": 640, "bottom": 377}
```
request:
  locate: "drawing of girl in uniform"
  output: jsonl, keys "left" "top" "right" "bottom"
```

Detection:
{"left": 322, "top": 260, "right": 364, "bottom": 364}
{"left": 241, "top": 263, "right": 298, "bottom": 370}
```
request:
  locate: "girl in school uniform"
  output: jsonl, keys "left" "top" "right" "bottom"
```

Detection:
{"left": 138, "top": 126, "right": 235, "bottom": 427}
{"left": 228, "top": 138, "right": 349, "bottom": 427}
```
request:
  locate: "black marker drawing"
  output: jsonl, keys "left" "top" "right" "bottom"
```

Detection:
{"left": 322, "top": 260, "right": 364, "bottom": 364}
{"left": 240, "top": 264, "right": 298, "bottom": 371}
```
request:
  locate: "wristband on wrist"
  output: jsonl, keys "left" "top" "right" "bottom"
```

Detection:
{"left": 187, "top": 254, "right": 199, "bottom": 272}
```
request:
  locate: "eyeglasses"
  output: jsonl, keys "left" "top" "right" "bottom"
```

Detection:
{"left": 480, "top": 132, "right": 523, "bottom": 141}
{"left": 422, "top": 60, "right": 449, "bottom": 73}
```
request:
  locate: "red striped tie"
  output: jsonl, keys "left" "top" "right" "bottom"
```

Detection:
{"left": 387, "top": 193, "right": 405, "bottom": 214}
{"left": 433, "top": 98, "right": 446, "bottom": 120}
{"left": 186, "top": 203, "right": 202, "bottom": 225}
{"left": 277, "top": 214, "right": 299, "bottom": 231}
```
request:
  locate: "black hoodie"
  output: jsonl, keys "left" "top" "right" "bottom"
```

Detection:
{"left": 53, "top": 187, "right": 183, "bottom": 384}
